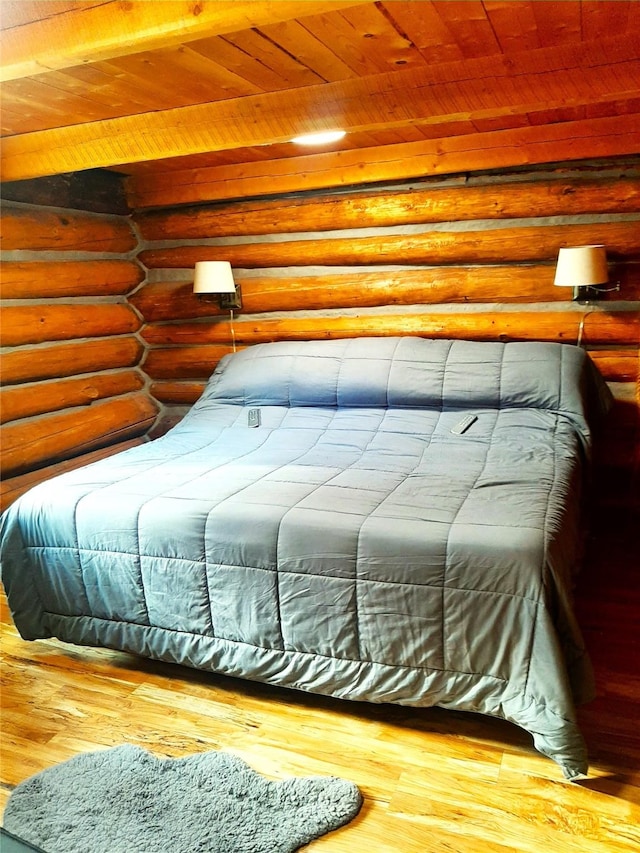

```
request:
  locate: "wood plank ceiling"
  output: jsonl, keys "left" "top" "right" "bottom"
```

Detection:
{"left": 1, "top": 1, "right": 639, "bottom": 206}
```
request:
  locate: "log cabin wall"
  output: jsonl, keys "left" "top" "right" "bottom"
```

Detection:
{"left": 132, "top": 159, "right": 640, "bottom": 512}
{"left": 0, "top": 199, "right": 159, "bottom": 510}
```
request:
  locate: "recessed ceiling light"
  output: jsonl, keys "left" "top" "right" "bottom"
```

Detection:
{"left": 291, "top": 130, "right": 347, "bottom": 146}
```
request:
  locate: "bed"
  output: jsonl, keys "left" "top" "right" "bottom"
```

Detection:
{"left": 0, "top": 337, "right": 611, "bottom": 779}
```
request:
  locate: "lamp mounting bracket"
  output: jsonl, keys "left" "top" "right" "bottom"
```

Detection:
{"left": 219, "top": 286, "right": 242, "bottom": 310}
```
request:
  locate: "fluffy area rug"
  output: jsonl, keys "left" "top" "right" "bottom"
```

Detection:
{"left": 3, "top": 744, "right": 363, "bottom": 853}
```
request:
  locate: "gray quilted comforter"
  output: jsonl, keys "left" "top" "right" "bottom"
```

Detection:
{"left": 1, "top": 337, "right": 611, "bottom": 778}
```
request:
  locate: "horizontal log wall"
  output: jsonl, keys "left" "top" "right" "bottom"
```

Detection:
{"left": 1, "top": 394, "right": 158, "bottom": 478}
{"left": 0, "top": 201, "right": 158, "bottom": 496}
{"left": 135, "top": 177, "right": 640, "bottom": 239}
{"left": 132, "top": 163, "right": 640, "bottom": 510}
{"left": 0, "top": 370, "right": 145, "bottom": 424}
{"left": 138, "top": 220, "right": 640, "bottom": 270}
{"left": 1, "top": 206, "right": 137, "bottom": 252}
{"left": 2, "top": 259, "right": 144, "bottom": 298}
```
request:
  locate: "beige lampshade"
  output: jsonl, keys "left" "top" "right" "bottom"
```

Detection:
{"left": 554, "top": 245, "right": 608, "bottom": 288}
{"left": 193, "top": 261, "right": 236, "bottom": 294}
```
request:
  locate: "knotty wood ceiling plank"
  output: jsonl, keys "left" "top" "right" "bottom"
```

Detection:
{"left": 120, "top": 45, "right": 263, "bottom": 106}
{"left": 0, "top": 62, "right": 175, "bottom": 136}
{"left": 98, "top": 55, "right": 212, "bottom": 113}
{"left": 298, "top": 5, "right": 401, "bottom": 75}
{"left": 0, "top": 0, "right": 367, "bottom": 83}
{"left": 0, "top": 107, "right": 32, "bottom": 137}
{"left": 219, "top": 28, "right": 325, "bottom": 88}
{"left": 532, "top": 0, "right": 581, "bottom": 48}
{"left": 257, "top": 18, "right": 360, "bottom": 82}
{"left": 162, "top": 45, "right": 266, "bottom": 99}
{"left": 581, "top": 1, "right": 631, "bottom": 41}
{"left": 380, "top": 2, "right": 464, "bottom": 65}
{"left": 482, "top": 1, "right": 540, "bottom": 54}
{"left": 431, "top": 1, "right": 501, "bottom": 60}
{"left": 49, "top": 61, "right": 163, "bottom": 111}
{"left": 331, "top": 4, "right": 418, "bottom": 72}
{"left": 187, "top": 30, "right": 337, "bottom": 94}
{"left": 35, "top": 67, "right": 140, "bottom": 110}
{"left": 1, "top": 75, "right": 115, "bottom": 128}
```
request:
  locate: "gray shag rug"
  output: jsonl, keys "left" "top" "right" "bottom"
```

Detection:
{"left": 3, "top": 744, "right": 363, "bottom": 853}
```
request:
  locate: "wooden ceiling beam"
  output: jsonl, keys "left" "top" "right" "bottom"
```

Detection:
{"left": 126, "top": 114, "right": 640, "bottom": 208}
{"left": 3, "top": 44, "right": 639, "bottom": 183}
{"left": 0, "top": 1, "right": 366, "bottom": 83}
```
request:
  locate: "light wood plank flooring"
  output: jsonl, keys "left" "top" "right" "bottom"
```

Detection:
{"left": 1, "top": 516, "right": 638, "bottom": 852}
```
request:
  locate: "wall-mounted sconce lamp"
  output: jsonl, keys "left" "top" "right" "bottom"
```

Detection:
{"left": 193, "top": 261, "right": 241, "bottom": 310}
{"left": 553, "top": 245, "right": 619, "bottom": 302}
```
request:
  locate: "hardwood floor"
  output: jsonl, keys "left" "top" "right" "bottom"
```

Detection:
{"left": 1, "top": 515, "right": 638, "bottom": 852}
